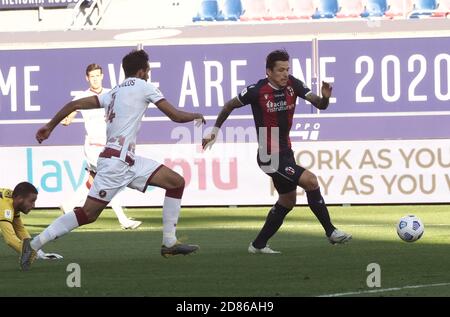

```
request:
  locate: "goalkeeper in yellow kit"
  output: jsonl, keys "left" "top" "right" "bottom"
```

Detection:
{"left": 0, "top": 182, "right": 63, "bottom": 261}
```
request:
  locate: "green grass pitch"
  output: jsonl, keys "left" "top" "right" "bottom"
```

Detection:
{"left": 1, "top": 205, "right": 450, "bottom": 297}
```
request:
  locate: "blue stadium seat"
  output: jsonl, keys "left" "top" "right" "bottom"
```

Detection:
{"left": 312, "top": 0, "right": 339, "bottom": 19}
{"left": 193, "top": 0, "right": 220, "bottom": 22}
{"left": 217, "top": 0, "right": 243, "bottom": 21}
{"left": 409, "top": 0, "right": 437, "bottom": 18}
{"left": 361, "top": 0, "right": 388, "bottom": 17}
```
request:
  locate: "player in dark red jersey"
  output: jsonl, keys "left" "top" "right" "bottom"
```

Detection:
{"left": 202, "top": 49, "right": 351, "bottom": 254}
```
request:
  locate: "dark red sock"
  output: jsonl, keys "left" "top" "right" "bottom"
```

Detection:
{"left": 74, "top": 207, "right": 89, "bottom": 226}
{"left": 166, "top": 186, "right": 184, "bottom": 199}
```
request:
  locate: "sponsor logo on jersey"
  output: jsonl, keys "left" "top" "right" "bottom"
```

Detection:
{"left": 266, "top": 100, "right": 294, "bottom": 113}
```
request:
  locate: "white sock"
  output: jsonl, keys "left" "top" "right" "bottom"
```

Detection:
{"left": 61, "top": 185, "right": 89, "bottom": 213}
{"left": 162, "top": 196, "right": 181, "bottom": 247}
{"left": 30, "top": 211, "right": 80, "bottom": 251}
{"left": 110, "top": 195, "right": 130, "bottom": 225}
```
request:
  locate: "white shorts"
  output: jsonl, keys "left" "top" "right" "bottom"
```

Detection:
{"left": 88, "top": 155, "right": 162, "bottom": 203}
{"left": 84, "top": 141, "right": 104, "bottom": 172}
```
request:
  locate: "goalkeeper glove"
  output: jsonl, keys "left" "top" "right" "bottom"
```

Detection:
{"left": 36, "top": 249, "right": 64, "bottom": 260}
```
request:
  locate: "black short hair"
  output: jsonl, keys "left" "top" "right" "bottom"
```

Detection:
{"left": 122, "top": 50, "right": 149, "bottom": 77}
{"left": 266, "top": 49, "right": 290, "bottom": 70}
{"left": 12, "top": 182, "right": 38, "bottom": 198}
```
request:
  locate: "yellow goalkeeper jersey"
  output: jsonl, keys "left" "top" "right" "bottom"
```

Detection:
{"left": 0, "top": 188, "right": 31, "bottom": 254}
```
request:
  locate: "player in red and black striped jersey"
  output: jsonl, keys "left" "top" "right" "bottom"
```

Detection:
{"left": 203, "top": 50, "right": 351, "bottom": 253}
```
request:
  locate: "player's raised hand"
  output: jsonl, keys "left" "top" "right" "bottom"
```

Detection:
{"left": 202, "top": 127, "right": 219, "bottom": 150}
{"left": 321, "top": 81, "right": 333, "bottom": 98}
{"left": 36, "top": 125, "right": 52, "bottom": 144}
{"left": 202, "top": 134, "right": 216, "bottom": 150}
{"left": 193, "top": 113, "right": 206, "bottom": 127}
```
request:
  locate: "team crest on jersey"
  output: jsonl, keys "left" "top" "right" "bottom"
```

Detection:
{"left": 99, "top": 190, "right": 107, "bottom": 198}
{"left": 4, "top": 209, "right": 12, "bottom": 219}
{"left": 287, "top": 86, "right": 294, "bottom": 96}
{"left": 285, "top": 166, "right": 295, "bottom": 176}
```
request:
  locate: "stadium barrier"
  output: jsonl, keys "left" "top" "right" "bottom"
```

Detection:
{"left": 1, "top": 38, "right": 449, "bottom": 206}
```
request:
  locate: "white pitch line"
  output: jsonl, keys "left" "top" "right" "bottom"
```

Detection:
{"left": 318, "top": 282, "right": 450, "bottom": 297}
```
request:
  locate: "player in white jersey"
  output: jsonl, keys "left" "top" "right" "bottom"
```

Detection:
{"left": 22, "top": 50, "right": 205, "bottom": 270}
{"left": 60, "top": 64, "right": 141, "bottom": 230}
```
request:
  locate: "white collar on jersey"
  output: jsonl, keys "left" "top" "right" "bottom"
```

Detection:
{"left": 268, "top": 81, "right": 284, "bottom": 91}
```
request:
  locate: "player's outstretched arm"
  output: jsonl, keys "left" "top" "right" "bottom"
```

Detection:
{"left": 155, "top": 99, "right": 205, "bottom": 124}
{"left": 36, "top": 96, "right": 100, "bottom": 144}
{"left": 306, "top": 81, "right": 332, "bottom": 110}
{"left": 0, "top": 221, "right": 24, "bottom": 254}
{"left": 202, "top": 97, "right": 242, "bottom": 150}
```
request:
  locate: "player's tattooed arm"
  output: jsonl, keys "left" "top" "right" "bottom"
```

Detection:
{"left": 202, "top": 97, "right": 242, "bottom": 149}
{"left": 306, "top": 81, "right": 332, "bottom": 110}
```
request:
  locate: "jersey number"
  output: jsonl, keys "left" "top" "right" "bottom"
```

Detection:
{"left": 106, "top": 107, "right": 116, "bottom": 123}
{"left": 106, "top": 94, "right": 116, "bottom": 123}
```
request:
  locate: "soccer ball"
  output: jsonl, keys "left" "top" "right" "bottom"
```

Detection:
{"left": 396, "top": 215, "right": 424, "bottom": 242}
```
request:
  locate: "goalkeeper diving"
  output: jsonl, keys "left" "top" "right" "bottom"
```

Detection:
{"left": 0, "top": 182, "right": 63, "bottom": 260}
